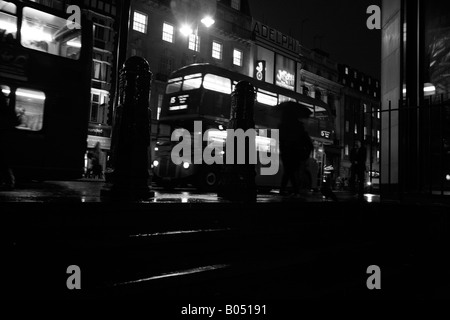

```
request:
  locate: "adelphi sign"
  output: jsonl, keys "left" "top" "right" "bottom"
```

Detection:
{"left": 252, "top": 21, "right": 300, "bottom": 54}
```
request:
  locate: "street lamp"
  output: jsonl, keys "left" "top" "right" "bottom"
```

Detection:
{"left": 179, "top": 15, "right": 215, "bottom": 63}
{"left": 179, "top": 15, "right": 215, "bottom": 36}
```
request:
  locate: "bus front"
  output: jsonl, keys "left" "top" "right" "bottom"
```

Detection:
{"left": 153, "top": 68, "right": 231, "bottom": 190}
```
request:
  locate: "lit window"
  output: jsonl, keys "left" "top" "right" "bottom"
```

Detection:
{"left": 354, "top": 124, "right": 358, "bottom": 134}
{"left": 212, "top": 41, "right": 222, "bottom": 60}
{"left": 182, "top": 73, "right": 202, "bottom": 91}
{"left": 157, "top": 94, "right": 163, "bottom": 120}
{"left": 93, "top": 61, "right": 101, "bottom": 79}
{"left": 203, "top": 74, "right": 231, "bottom": 94}
{"left": 132, "top": 11, "right": 147, "bottom": 34}
{"left": 0, "top": 8, "right": 17, "bottom": 39}
{"left": 15, "top": 88, "right": 45, "bottom": 131}
{"left": 21, "top": 7, "right": 82, "bottom": 59}
{"left": 377, "top": 130, "right": 380, "bottom": 142}
{"left": 233, "top": 48, "right": 242, "bottom": 66}
{"left": 166, "top": 77, "right": 182, "bottom": 94}
{"left": 257, "top": 89, "right": 277, "bottom": 106}
{"left": 188, "top": 34, "right": 200, "bottom": 52}
{"left": 377, "top": 109, "right": 380, "bottom": 119}
{"left": 377, "top": 150, "right": 380, "bottom": 162}
{"left": 231, "top": 0, "right": 241, "bottom": 10}
{"left": 278, "top": 95, "right": 295, "bottom": 104}
{"left": 345, "top": 145, "right": 349, "bottom": 156}
{"left": 345, "top": 67, "right": 349, "bottom": 75}
{"left": 162, "top": 22, "right": 174, "bottom": 43}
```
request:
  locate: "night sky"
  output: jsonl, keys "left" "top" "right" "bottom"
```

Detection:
{"left": 247, "top": 0, "right": 382, "bottom": 80}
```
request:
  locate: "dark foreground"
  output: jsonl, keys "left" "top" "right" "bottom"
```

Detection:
{"left": 1, "top": 181, "right": 450, "bottom": 307}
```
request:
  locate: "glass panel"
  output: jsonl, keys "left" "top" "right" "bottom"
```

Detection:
{"left": 0, "top": 11, "right": 17, "bottom": 39}
{"left": 278, "top": 95, "right": 295, "bottom": 104}
{"left": 0, "top": 0, "right": 16, "bottom": 14}
{"left": 21, "top": 7, "right": 82, "bottom": 60}
{"left": 182, "top": 74, "right": 202, "bottom": 91}
{"left": 256, "top": 89, "right": 277, "bottom": 106}
{"left": 15, "top": 88, "right": 45, "bottom": 131}
{"left": 203, "top": 74, "right": 231, "bottom": 94}
{"left": 165, "top": 77, "right": 182, "bottom": 94}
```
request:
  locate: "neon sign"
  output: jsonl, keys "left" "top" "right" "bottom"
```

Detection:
{"left": 275, "top": 70, "right": 294, "bottom": 91}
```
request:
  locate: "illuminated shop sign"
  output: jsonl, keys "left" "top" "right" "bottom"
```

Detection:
{"left": 252, "top": 21, "right": 299, "bottom": 54}
{"left": 276, "top": 69, "right": 294, "bottom": 91}
{"left": 321, "top": 130, "right": 331, "bottom": 139}
{"left": 254, "top": 60, "right": 266, "bottom": 81}
{"left": 88, "top": 124, "right": 111, "bottom": 137}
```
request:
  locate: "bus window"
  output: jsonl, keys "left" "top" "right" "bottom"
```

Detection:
{"left": 203, "top": 74, "right": 231, "bottom": 94}
{"left": 182, "top": 73, "right": 202, "bottom": 91}
{"left": 15, "top": 88, "right": 45, "bottom": 131}
{"left": 21, "top": 7, "right": 82, "bottom": 60}
{"left": 0, "top": 1, "right": 17, "bottom": 40}
{"left": 256, "top": 88, "right": 277, "bottom": 106}
{"left": 166, "top": 77, "right": 182, "bottom": 94}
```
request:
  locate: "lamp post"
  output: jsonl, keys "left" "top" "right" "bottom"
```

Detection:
{"left": 179, "top": 15, "right": 215, "bottom": 63}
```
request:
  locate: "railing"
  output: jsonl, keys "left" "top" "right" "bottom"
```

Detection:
{"left": 381, "top": 95, "right": 450, "bottom": 200}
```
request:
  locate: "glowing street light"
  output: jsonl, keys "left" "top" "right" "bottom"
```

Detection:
{"left": 200, "top": 16, "right": 215, "bottom": 28}
{"left": 180, "top": 24, "right": 194, "bottom": 36}
{"left": 180, "top": 15, "right": 215, "bottom": 37}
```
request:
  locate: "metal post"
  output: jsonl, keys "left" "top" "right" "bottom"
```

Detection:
{"left": 101, "top": 56, "right": 154, "bottom": 200}
{"left": 218, "top": 81, "right": 257, "bottom": 202}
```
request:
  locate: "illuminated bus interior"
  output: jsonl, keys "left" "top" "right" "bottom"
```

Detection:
{"left": 0, "top": 1, "right": 82, "bottom": 59}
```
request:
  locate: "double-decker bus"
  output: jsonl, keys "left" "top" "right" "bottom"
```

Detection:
{"left": 0, "top": 0, "right": 92, "bottom": 181}
{"left": 153, "top": 63, "right": 336, "bottom": 191}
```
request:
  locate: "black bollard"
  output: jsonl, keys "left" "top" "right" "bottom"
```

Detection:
{"left": 218, "top": 81, "right": 257, "bottom": 202}
{"left": 101, "top": 56, "right": 154, "bottom": 200}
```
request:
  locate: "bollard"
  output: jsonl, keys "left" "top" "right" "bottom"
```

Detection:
{"left": 218, "top": 81, "right": 257, "bottom": 202}
{"left": 101, "top": 56, "right": 154, "bottom": 200}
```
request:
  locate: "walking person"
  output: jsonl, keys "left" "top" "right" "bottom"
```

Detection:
{"left": 0, "top": 90, "right": 19, "bottom": 190}
{"left": 349, "top": 140, "right": 367, "bottom": 200}
{"left": 278, "top": 103, "right": 313, "bottom": 197}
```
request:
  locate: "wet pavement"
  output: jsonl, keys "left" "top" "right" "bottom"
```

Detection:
{"left": 0, "top": 179, "right": 380, "bottom": 203}
{"left": 2, "top": 179, "right": 450, "bottom": 302}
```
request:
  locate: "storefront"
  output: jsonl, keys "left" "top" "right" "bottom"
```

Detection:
{"left": 85, "top": 123, "right": 111, "bottom": 179}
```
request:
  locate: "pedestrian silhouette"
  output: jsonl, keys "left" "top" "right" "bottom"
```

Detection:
{"left": 0, "top": 90, "right": 19, "bottom": 190}
{"left": 321, "top": 176, "right": 339, "bottom": 202}
{"left": 349, "top": 140, "right": 367, "bottom": 200}
{"left": 87, "top": 142, "right": 103, "bottom": 179}
{"left": 277, "top": 102, "right": 313, "bottom": 196}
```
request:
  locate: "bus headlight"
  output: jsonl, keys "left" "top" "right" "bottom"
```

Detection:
{"left": 183, "top": 162, "right": 190, "bottom": 169}
{"left": 153, "top": 160, "right": 159, "bottom": 167}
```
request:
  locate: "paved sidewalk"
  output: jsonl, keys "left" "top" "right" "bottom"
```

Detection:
{"left": 0, "top": 179, "right": 379, "bottom": 203}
